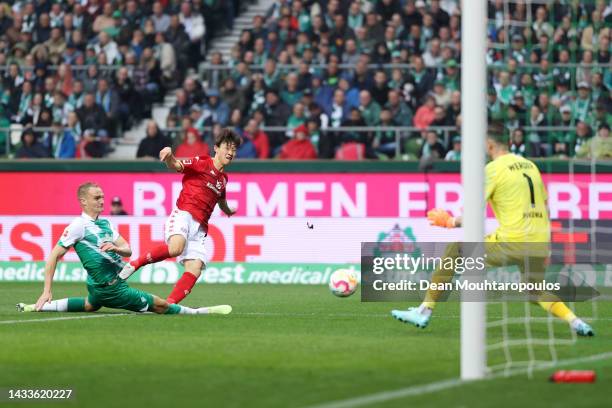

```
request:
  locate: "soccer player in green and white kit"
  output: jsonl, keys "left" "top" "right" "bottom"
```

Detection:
{"left": 17, "top": 182, "right": 231, "bottom": 316}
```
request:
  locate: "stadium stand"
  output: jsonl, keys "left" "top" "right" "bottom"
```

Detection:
{"left": 0, "top": 0, "right": 252, "bottom": 158}
{"left": 1, "top": 0, "right": 610, "bottom": 160}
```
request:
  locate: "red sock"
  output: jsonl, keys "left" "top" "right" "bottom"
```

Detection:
{"left": 130, "top": 244, "right": 171, "bottom": 270}
{"left": 167, "top": 272, "right": 198, "bottom": 304}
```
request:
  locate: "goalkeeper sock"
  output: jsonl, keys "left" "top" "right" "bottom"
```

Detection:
{"left": 538, "top": 301, "right": 577, "bottom": 323}
{"left": 167, "top": 272, "right": 198, "bottom": 304}
{"left": 417, "top": 303, "right": 434, "bottom": 316}
{"left": 422, "top": 243, "right": 460, "bottom": 308}
{"left": 421, "top": 301, "right": 436, "bottom": 310}
{"left": 130, "top": 245, "right": 171, "bottom": 270}
{"left": 39, "top": 297, "right": 86, "bottom": 312}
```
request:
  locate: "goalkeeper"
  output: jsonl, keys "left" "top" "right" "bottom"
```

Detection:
{"left": 17, "top": 182, "right": 231, "bottom": 316}
{"left": 391, "top": 124, "right": 594, "bottom": 336}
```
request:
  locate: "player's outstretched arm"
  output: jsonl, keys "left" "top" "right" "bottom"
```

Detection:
{"left": 218, "top": 199, "right": 237, "bottom": 217}
{"left": 427, "top": 208, "right": 461, "bottom": 228}
{"left": 35, "top": 244, "right": 69, "bottom": 311}
{"left": 159, "top": 147, "right": 184, "bottom": 172}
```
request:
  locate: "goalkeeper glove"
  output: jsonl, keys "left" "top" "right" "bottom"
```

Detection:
{"left": 427, "top": 208, "right": 456, "bottom": 228}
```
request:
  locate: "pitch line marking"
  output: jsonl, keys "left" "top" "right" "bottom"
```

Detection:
{"left": 233, "top": 312, "right": 610, "bottom": 321}
{"left": 4, "top": 311, "right": 606, "bottom": 322}
{"left": 0, "top": 313, "right": 130, "bottom": 325}
{"left": 305, "top": 351, "right": 612, "bottom": 408}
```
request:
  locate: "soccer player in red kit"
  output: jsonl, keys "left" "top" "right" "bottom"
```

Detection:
{"left": 119, "top": 128, "right": 242, "bottom": 304}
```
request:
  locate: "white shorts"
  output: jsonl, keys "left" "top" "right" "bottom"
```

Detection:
{"left": 165, "top": 208, "right": 207, "bottom": 265}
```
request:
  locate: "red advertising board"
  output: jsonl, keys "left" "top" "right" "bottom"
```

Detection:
{"left": 1, "top": 172, "right": 612, "bottom": 219}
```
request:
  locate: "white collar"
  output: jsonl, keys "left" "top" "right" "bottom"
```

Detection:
{"left": 81, "top": 212, "right": 99, "bottom": 222}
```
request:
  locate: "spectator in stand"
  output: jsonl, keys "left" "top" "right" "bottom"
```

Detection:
{"left": 49, "top": 121, "right": 77, "bottom": 159}
{"left": 151, "top": 1, "right": 171, "bottom": 33}
{"left": 306, "top": 118, "right": 322, "bottom": 154}
{"left": 573, "top": 121, "right": 593, "bottom": 156}
{"left": 76, "top": 93, "right": 107, "bottom": 136}
{"left": 373, "top": 109, "right": 398, "bottom": 158}
{"left": 279, "top": 124, "right": 317, "bottom": 160}
{"left": 170, "top": 89, "right": 190, "bottom": 119}
{"left": 175, "top": 126, "right": 209, "bottom": 158}
{"left": 574, "top": 82, "right": 593, "bottom": 122}
{"left": 4, "top": 0, "right": 604, "bottom": 161}
{"left": 280, "top": 73, "right": 303, "bottom": 107}
{"left": 576, "top": 123, "right": 612, "bottom": 160}
{"left": 183, "top": 77, "right": 206, "bottom": 106}
{"left": 358, "top": 90, "right": 382, "bottom": 127}
{"left": 432, "top": 81, "right": 451, "bottom": 108}
{"left": 179, "top": 1, "right": 206, "bottom": 68}
{"left": 386, "top": 89, "right": 414, "bottom": 127}
{"left": 510, "top": 128, "right": 529, "bottom": 157}
{"left": 263, "top": 89, "right": 291, "bottom": 152}
{"left": 410, "top": 55, "right": 435, "bottom": 103}
{"left": 371, "top": 71, "right": 391, "bottom": 107}
{"left": 16, "top": 128, "right": 49, "bottom": 159}
{"left": 413, "top": 95, "right": 437, "bottom": 129}
{"left": 110, "top": 196, "right": 129, "bottom": 216}
{"left": 221, "top": 77, "right": 246, "bottom": 114}
{"left": 202, "top": 51, "right": 229, "bottom": 90}
{"left": 430, "top": 105, "right": 452, "bottom": 130}
{"left": 95, "top": 78, "right": 120, "bottom": 137}
{"left": 202, "top": 89, "right": 230, "bottom": 126}
{"left": 447, "top": 90, "right": 461, "bottom": 124}
{"left": 243, "top": 118, "right": 270, "bottom": 159}
{"left": 137, "top": 120, "right": 172, "bottom": 159}
{"left": 286, "top": 102, "right": 307, "bottom": 136}
{"left": 420, "top": 130, "right": 446, "bottom": 160}
{"left": 445, "top": 136, "right": 461, "bottom": 160}
{"left": 236, "top": 131, "right": 257, "bottom": 159}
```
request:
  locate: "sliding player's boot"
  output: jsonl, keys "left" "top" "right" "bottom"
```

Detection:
{"left": 391, "top": 307, "right": 430, "bottom": 328}
{"left": 16, "top": 303, "right": 35, "bottom": 312}
{"left": 196, "top": 305, "right": 233, "bottom": 315}
{"left": 571, "top": 318, "right": 594, "bottom": 337}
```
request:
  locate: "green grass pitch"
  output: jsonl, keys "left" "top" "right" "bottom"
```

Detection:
{"left": 1, "top": 282, "right": 610, "bottom": 408}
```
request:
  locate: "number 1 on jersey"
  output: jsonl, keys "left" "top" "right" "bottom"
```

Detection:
{"left": 522, "top": 173, "right": 535, "bottom": 208}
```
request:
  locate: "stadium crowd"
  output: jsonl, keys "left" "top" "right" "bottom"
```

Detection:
{"left": 1, "top": 0, "right": 611, "bottom": 161}
{"left": 0, "top": 0, "right": 244, "bottom": 158}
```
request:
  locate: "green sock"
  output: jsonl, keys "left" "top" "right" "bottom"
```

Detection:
{"left": 165, "top": 304, "right": 181, "bottom": 315}
{"left": 67, "top": 297, "right": 86, "bottom": 312}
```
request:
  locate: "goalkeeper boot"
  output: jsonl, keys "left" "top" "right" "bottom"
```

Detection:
{"left": 16, "top": 303, "right": 36, "bottom": 312}
{"left": 391, "top": 307, "right": 431, "bottom": 328}
{"left": 196, "top": 305, "right": 233, "bottom": 315}
{"left": 571, "top": 318, "right": 594, "bottom": 337}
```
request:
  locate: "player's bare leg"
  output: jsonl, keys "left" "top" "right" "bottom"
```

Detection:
{"left": 167, "top": 259, "right": 204, "bottom": 304}
{"left": 119, "top": 235, "right": 186, "bottom": 280}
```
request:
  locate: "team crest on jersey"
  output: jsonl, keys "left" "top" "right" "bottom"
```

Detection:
{"left": 206, "top": 181, "right": 223, "bottom": 196}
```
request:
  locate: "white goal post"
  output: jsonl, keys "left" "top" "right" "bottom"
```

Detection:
{"left": 460, "top": 0, "right": 488, "bottom": 380}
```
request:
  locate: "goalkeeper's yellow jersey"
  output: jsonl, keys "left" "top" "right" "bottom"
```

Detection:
{"left": 485, "top": 153, "right": 550, "bottom": 243}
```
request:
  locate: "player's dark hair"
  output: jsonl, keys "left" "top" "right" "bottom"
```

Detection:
{"left": 214, "top": 128, "right": 242, "bottom": 148}
{"left": 77, "top": 182, "right": 100, "bottom": 200}
{"left": 487, "top": 122, "right": 509, "bottom": 146}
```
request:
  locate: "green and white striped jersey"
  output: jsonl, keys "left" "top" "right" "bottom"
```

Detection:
{"left": 58, "top": 213, "right": 125, "bottom": 286}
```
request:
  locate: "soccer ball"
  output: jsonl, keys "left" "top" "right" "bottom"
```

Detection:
{"left": 329, "top": 269, "right": 358, "bottom": 297}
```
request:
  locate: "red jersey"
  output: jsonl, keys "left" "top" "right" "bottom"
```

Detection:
{"left": 176, "top": 156, "right": 227, "bottom": 232}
